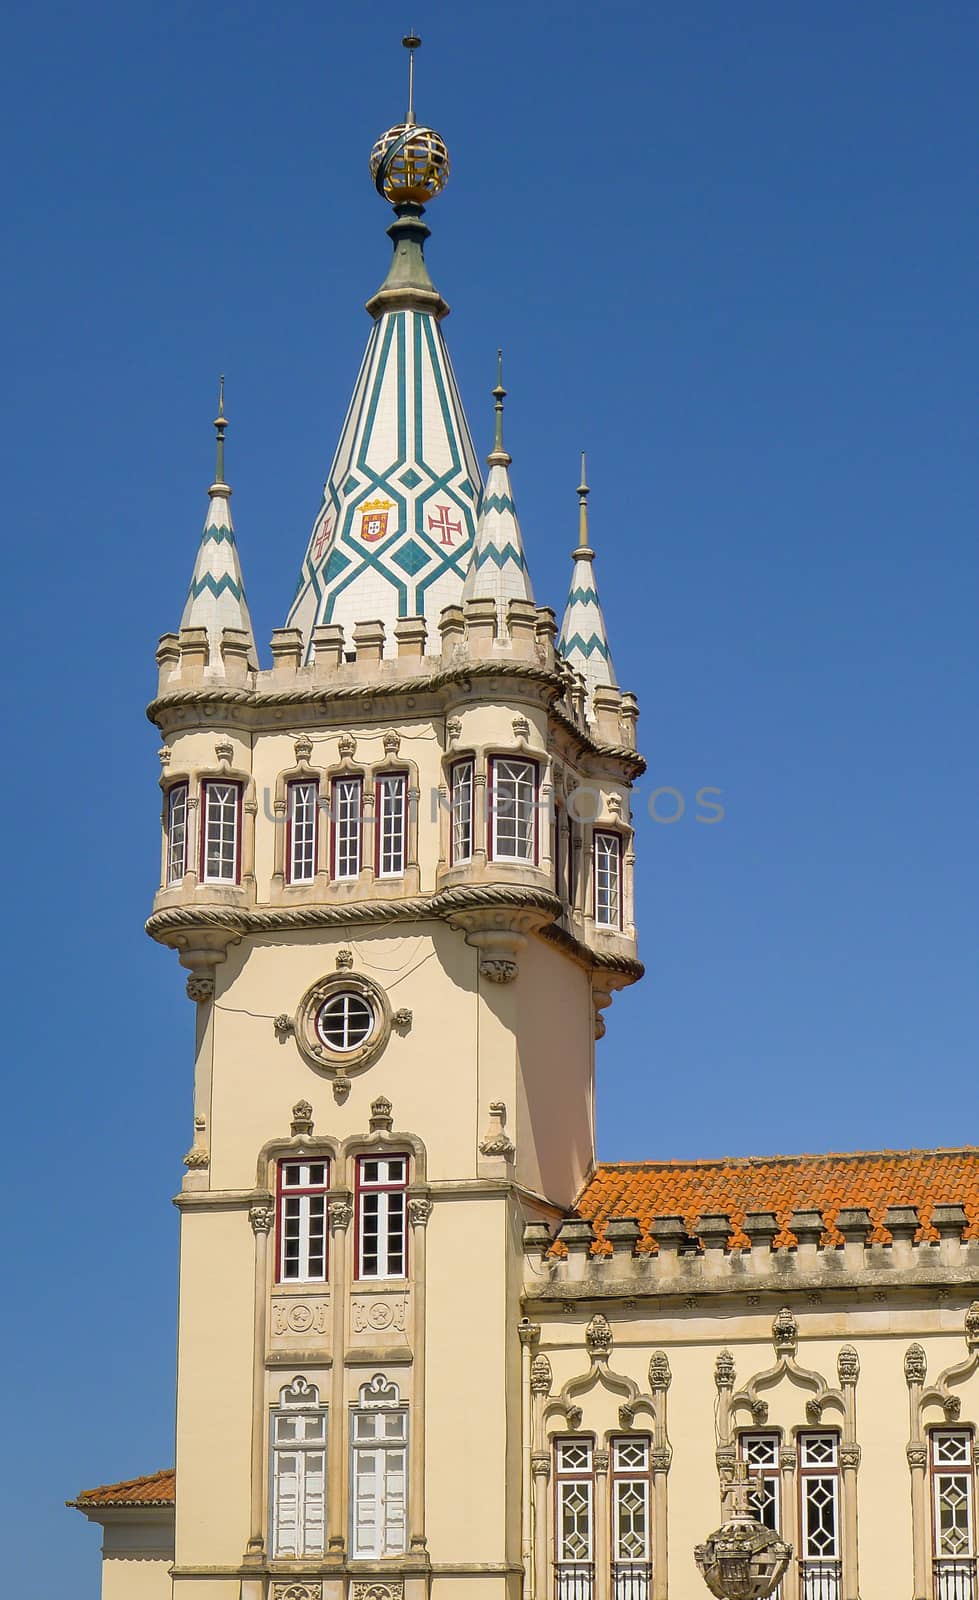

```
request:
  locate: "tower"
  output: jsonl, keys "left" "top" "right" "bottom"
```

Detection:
{"left": 143, "top": 40, "right": 643, "bottom": 1600}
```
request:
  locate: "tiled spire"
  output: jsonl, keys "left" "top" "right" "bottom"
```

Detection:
{"left": 179, "top": 380, "right": 257, "bottom": 668}
{"left": 558, "top": 455, "right": 616, "bottom": 697}
{"left": 461, "top": 352, "right": 534, "bottom": 614}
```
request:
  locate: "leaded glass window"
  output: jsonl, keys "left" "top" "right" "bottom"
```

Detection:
{"left": 799, "top": 1433, "right": 841, "bottom": 1600}
{"left": 932, "top": 1429, "right": 976, "bottom": 1599}
{"left": 611, "top": 1436, "right": 651, "bottom": 1600}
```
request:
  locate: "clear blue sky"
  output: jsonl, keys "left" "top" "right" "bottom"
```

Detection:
{"left": 2, "top": 1, "right": 975, "bottom": 1590}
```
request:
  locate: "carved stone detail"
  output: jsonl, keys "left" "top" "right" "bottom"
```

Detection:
{"left": 530, "top": 1353, "right": 553, "bottom": 1395}
{"left": 183, "top": 1147, "right": 209, "bottom": 1169}
{"left": 408, "top": 1197, "right": 434, "bottom": 1228}
{"left": 338, "top": 733, "right": 357, "bottom": 760}
{"left": 158, "top": 745, "right": 172, "bottom": 766}
{"left": 274, "top": 1013, "right": 295, "bottom": 1036}
{"left": 772, "top": 1305, "right": 798, "bottom": 1356}
{"left": 293, "top": 734, "right": 313, "bottom": 765}
{"left": 779, "top": 1446, "right": 797, "bottom": 1470}
{"left": 392, "top": 1007, "right": 413, "bottom": 1031}
{"left": 271, "top": 1299, "right": 329, "bottom": 1337}
{"left": 839, "top": 1443, "right": 862, "bottom": 1471}
{"left": 906, "top": 1443, "right": 928, "bottom": 1469}
{"left": 446, "top": 717, "right": 462, "bottom": 741}
{"left": 249, "top": 1203, "right": 275, "bottom": 1235}
{"left": 329, "top": 1200, "right": 353, "bottom": 1233}
{"left": 333, "top": 1074, "right": 351, "bottom": 1104}
{"left": 715, "top": 1350, "right": 735, "bottom": 1389}
{"left": 512, "top": 716, "right": 530, "bottom": 741}
{"left": 351, "top": 1584, "right": 403, "bottom": 1600}
{"left": 531, "top": 1450, "right": 551, "bottom": 1478}
{"left": 479, "top": 1100, "right": 516, "bottom": 1160}
{"left": 291, "top": 1099, "right": 314, "bottom": 1136}
{"left": 382, "top": 729, "right": 401, "bottom": 756}
{"left": 594, "top": 1448, "right": 610, "bottom": 1474}
{"left": 837, "top": 1345, "right": 860, "bottom": 1385}
{"left": 215, "top": 738, "right": 234, "bottom": 765}
{"left": 186, "top": 974, "right": 214, "bottom": 1003}
{"left": 273, "top": 1584, "right": 323, "bottom": 1600}
{"left": 966, "top": 1301, "right": 979, "bottom": 1351}
{"left": 351, "top": 1294, "right": 408, "bottom": 1334}
{"left": 370, "top": 1095, "right": 393, "bottom": 1131}
{"left": 518, "top": 1318, "right": 541, "bottom": 1347}
{"left": 648, "top": 1350, "right": 672, "bottom": 1391}
{"left": 585, "top": 1314, "right": 613, "bottom": 1359}
{"left": 336, "top": 947, "right": 354, "bottom": 970}
{"left": 650, "top": 1445, "right": 673, "bottom": 1473}
{"left": 482, "top": 958, "right": 519, "bottom": 983}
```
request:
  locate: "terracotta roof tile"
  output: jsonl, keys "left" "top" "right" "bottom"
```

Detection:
{"left": 571, "top": 1147, "right": 979, "bottom": 1252}
{"left": 69, "top": 1468, "right": 175, "bottom": 1509}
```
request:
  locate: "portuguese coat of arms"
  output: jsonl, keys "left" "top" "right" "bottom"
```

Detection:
{"left": 359, "top": 497, "right": 395, "bottom": 542}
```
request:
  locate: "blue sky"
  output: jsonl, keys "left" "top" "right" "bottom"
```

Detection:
{"left": 2, "top": 1, "right": 976, "bottom": 1591}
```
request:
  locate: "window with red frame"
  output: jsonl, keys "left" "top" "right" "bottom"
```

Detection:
{"left": 489, "top": 757, "right": 538, "bottom": 862}
{"left": 332, "top": 776, "right": 362, "bottom": 880}
{"left": 277, "top": 1160, "right": 330, "bottom": 1282}
{"left": 287, "top": 780, "right": 319, "bottom": 884}
{"left": 593, "top": 832, "right": 622, "bottom": 929}
{"left": 200, "top": 779, "right": 242, "bottom": 884}
{"left": 356, "top": 1155, "right": 407, "bottom": 1279}
{"left": 376, "top": 773, "right": 407, "bottom": 877}
{"left": 166, "top": 782, "right": 188, "bottom": 884}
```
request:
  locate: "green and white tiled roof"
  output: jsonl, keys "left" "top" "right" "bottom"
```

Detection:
{"left": 558, "top": 459, "right": 616, "bottom": 702}
{"left": 179, "top": 425, "right": 257, "bottom": 668}
{"left": 287, "top": 295, "right": 482, "bottom": 657}
{"left": 461, "top": 361, "right": 534, "bottom": 615}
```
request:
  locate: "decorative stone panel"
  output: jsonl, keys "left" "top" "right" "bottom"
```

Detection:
{"left": 350, "top": 1288, "right": 410, "bottom": 1344}
{"left": 351, "top": 1583, "right": 404, "bottom": 1600}
{"left": 274, "top": 1586, "right": 323, "bottom": 1600}
{"left": 271, "top": 1296, "right": 330, "bottom": 1340}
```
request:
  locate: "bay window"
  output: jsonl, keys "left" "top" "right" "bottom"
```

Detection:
{"left": 593, "top": 831, "right": 622, "bottom": 929}
{"left": 200, "top": 779, "right": 241, "bottom": 884}
{"left": 277, "top": 1159, "right": 329, "bottom": 1283}
{"left": 376, "top": 772, "right": 407, "bottom": 877}
{"left": 450, "top": 758, "right": 474, "bottom": 864}
{"left": 332, "top": 776, "right": 362, "bottom": 880}
{"left": 356, "top": 1155, "right": 407, "bottom": 1279}
{"left": 287, "top": 779, "right": 318, "bottom": 884}
{"left": 489, "top": 756, "right": 538, "bottom": 862}
{"left": 166, "top": 782, "right": 188, "bottom": 884}
{"left": 270, "top": 1378, "right": 327, "bottom": 1557}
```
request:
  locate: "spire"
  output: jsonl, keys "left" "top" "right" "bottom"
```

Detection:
{"left": 461, "top": 353, "right": 534, "bottom": 616}
{"left": 558, "top": 454, "right": 616, "bottom": 700}
{"left": 179, "top": 382, "right": 258, "bottom": 668}
{"left": 286, "top": 39, "right": 481, "bottom": 659}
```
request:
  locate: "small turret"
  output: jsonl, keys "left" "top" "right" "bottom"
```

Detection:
{"left": 461, "top": 352, "right": 535, "bottom": 619}
{"left": 558, "top": 455, "right": 616, "bottom": 708}
{"left": 178, "top": 380, "right": 258, "bottom": 670}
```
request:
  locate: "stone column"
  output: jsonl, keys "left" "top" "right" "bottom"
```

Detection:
{"left": 779, "top": 1446, "right": 800, "bottom": 1600}
{"left": 408, "top": 1195, "right": 433, "bottom": 1550}
{"left": 473, "top": 770, "right": 488, "bottom": 865}
{"left": 648, "top": 1353, "right": 672, "bottom": 1600}
{"left": 594, "top": 1447, "right": 610, "bottom": 1600}
{"left": 838, "top": 1346, "right": 861, "bottom": 1600}
{"left": 245, "top": 1198, "right": 274, "bottom": 1565}
{"left": 362, "top": 787, "right": 376, "bottom": 881}
{"left": 327, "top": 1195, "right": 352, "bottom": 1553}
{"left": 532, "top": 1452, "right": 551, "bottom": 1600}
{"left": 518, "top": 1320, "right": 540, "bottom": 1600}
{"left": 185, "top": 793, "right": 200, "bottom": 886}
{"left": 904, "top": 1343, "right": 929, "bottom": 1600}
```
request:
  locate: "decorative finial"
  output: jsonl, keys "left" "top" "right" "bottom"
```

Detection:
{"left": 213, "top": 376, "right": 227, "bottom": 487}
{"left": 576, "top": 451, "right": 592, "bottom": 553}
{"left": 488, "top": 348, "right": 511, "bottom": 465}
{"left": 403, "top": 33, "right": 421, "bottom": 127}
{"left": 369, "top": 36, "right": 450, "bottom": 208}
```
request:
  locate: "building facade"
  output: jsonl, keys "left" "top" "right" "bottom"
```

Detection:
{"left": 72, "top": 60, "right": 979, "bottom": 1600}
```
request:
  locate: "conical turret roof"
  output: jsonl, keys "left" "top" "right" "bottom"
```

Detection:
{"left": 179, "top": 383, "right": 257, "bottom": 668}
{"left": 461, "top": 354, "right": 534, "bottom": 615}
{"left": 558, "top": 457, "right": 616, "bottom": 700}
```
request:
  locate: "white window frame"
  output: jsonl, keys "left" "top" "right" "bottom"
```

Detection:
{"left": 490, "top": 756, "right": 538, "bottom": 863}
{"left": 798, "top": 1432, "right": 842, "bottom": 1599}
{"left": 450, "top": 758, "right": 474, "bottom": 864}
{"left": 166, "top": 781, "right": 188, "bottom": 884}
{"left": 287, "top": 778, "right": 318, "bottom": 884}
{"left": 593, "top": 831, "right": 622, "bottom": 929}
{"left": 931, "top": 1428, "right": 976, "bottom": 1587}
{"left": 356, "top": 1155, "right": 408, "bottom": 1280}
{"left": 555, "top": 1436, "right": 595, "bottom": 1600}
{"left": 376, "top": 772, "right": 407, "bottom": 878}
{"left": 611, "top": 1435, "right": 651, "bottom": 1600}
{"left": 739, "top": 1431, "right": 782, "bottom": 1534}
{"left": 200, "top": 779, "right": 241, "bottom": 885}
{"left": 270, "top": 1378, "right": 327, "bottom": 1558}
{"left": 350, "top": 1374, "right": 408, "bottom": 1558}
{"left": 332, "top": 776, "right": 362, "bottom": 880}
{"left": 277, "top": 1159, "right": 329, "bottom": 1283}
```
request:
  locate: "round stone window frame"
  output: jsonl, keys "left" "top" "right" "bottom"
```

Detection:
{"left": 294, "top": 972, "right": 392, "bottom": 1078}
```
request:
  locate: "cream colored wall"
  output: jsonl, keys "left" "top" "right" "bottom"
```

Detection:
{"left": 531, "top": 1303, "right": 979, "bottom": 1600}
{"left": 102, "top": 1554, "right": 173, "bottom": 1600}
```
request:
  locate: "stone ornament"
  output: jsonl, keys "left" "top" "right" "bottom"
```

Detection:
{"left": 903, "top": 1342, "right": 926, "bottom": 1385}
{"left": 271, "top": 1299, "right": 329, "bottom": 1336}
{"left": 352, "top": 1585, "right": 403, "bottom": 1600}
{"left": 158, "top": 745, "right": 172, "bottom": 766}
{"left": 531, "top": 1449, "right": 551, "bottom": 1478}
{"left": 290, "top": 1099, "right": 314, "bottom": 1136}
{"left": 839, "top": 1443, "right": 862, "bottom": 1471}
{"left": 530, "top": 1353, "right": 553, "bottom": 1394}
{"left": 392, "top": 1007, "right": 413, "bottom": 1031}
{"left": 186, "top": 974, "right": 214, "bottom": 1004}
{"left": 586, "top": 1313, "right": 614, "bottom": 1359}
{"left": 338, "top": 733, "right": 357, "bottom": 760}
{"left": 370, "top": 1095, "right": 394, "bottom": 1131}
{"left": 333, "top": 1074, "right": 351, "bottom": 1105}
{"left": 215, "top": 738, "right": 234, "bottom": 765}
{"left": 336, "top": 948, "right": 354, "bottom": 970}
{"left": 481, "top": 958, "right": 519, "bottom": 983}
{"left": 715, "top": 1350, "right": 736, "bottom": 1389}
{"left": 906, "top": 1443, "right": 928, "bottom": 1469}
{"left": 293, "top": 970, "right": 392, "bottom": 1084}
{"left": 249, "top": 1203, "right": 275, "bottom": 1235}
{"left": 446, "top": 717, "right": 462, "bottom": 741}
{"left": 293, "top": 733, "right": 313, "bottom": 764}
{"left": 593, "top": 1448, "right": 610, "bottom": 1474}
{"left": 966, "top": 1301, "right": 979, "bottom": 1351}
{"left": 274, "top": 1013, "right": 295, "bottom": 1036}
{"left": 479, "top": 1100, "right": 516, "bottom": 1160}
{"left": 273, "top": 1585, "right": 323, "bottom": 1600}
{"left": 648, "top": 1350, "right": 672, "bottom": 1391}
{"left": 771, "top": 1306, "right": 798, "bottom": 1356}
{"left": 407, "top": 1196, "right": 434, "bottom": 1227}
{"left": 517, "top": 1318, "right": 540, "bottom": 1347}
{"left": 382, "top": 729, "right": 401, "bottom": 756}
{"left": 352, "top": 1294, "right": 408, "bottom": 1333}
{"left": 837, "top": 1345, "right": 860, "bottom": 1385}
{"left": 183, "top": 1147, "right": 209, "bottom": 1169}
{"left": 512, "top": 716, "right": 530, "bottom": 741}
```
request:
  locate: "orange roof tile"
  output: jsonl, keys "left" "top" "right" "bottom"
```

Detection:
{"left": 69, "top": 1468, "right": 175, "bottom": 1509}
{"left": 572, "top": 1147, "right": 979, "bottom": 1252}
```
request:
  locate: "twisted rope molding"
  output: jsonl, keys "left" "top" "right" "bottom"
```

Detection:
{"left": 146, "top": 662, "right": 645, "bottom": 776}
{"left": 146, "top": 884, "right": 643, "bottom": 981}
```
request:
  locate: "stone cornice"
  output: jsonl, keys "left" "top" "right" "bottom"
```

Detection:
{"left": 146, "top": 662, "right": 646, "bottom": 779}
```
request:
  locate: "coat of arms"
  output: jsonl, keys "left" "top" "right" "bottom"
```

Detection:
{"left": 359, "top": 497, "right": 395, "bottom": 543}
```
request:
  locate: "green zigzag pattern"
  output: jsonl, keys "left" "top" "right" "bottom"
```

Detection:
{"left": 200, "top": 525, "right": 236, "bottom": 546}
{"left": 559, "top": 630, "right": 610, "bottom": 659}
{"left": 481, "top": 492, "right": 515, "bottom": 515}
{"left": 474, "top": 543, "right": 528, "bottom": 572}
{"left": 567, "top": 585, "right": 598, "bottom": 605}
{"left": 189, "top": 573, "right": 244, "bottom": 601}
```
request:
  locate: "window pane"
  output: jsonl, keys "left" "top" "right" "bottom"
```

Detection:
{"left": 491, "top": 759, "right": 536, "bottom": 861}
{"left": 594, "top": 832, "right": 621, "bottom": 928}
{"left": 202, "top": 781, "right": 240, "bottom": 883}
{"left": 288, "top": 780, "right": 318, "bottom": 883}
{"left": 333, "top": 778, "right": 362, "bottom": 878}
{"left": 451, "top": 761, "right": 473, "bottom": 863}
{"left": 378, "top": 774, "right": 406, "bottom": 876}
{"left": 167, "top": 785, "right": 187, "bottom": 883}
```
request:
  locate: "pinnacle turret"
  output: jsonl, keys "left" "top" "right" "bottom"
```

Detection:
{"left": 461, "top": 353, "right": 535, "bottom": 615}
{"left": 178, "top": 381, "right": 258, "bottom": 669}
{"left": 557, "top": 455, "right": 616, "bottom": 703}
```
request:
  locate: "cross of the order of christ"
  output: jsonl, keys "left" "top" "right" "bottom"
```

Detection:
{"left": 723, "top": 1460, "right": 765, "bottom": 1518}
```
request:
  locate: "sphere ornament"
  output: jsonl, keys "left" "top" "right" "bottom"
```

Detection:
{"left": 370, "top": 122, "right": 450, "bottom": 205}
{"left": 694, "top": 1517, "right": 792, "bottom": 1600}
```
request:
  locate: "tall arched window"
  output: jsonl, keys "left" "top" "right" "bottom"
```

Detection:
{"left": 270, "top": 1377, "right": 326, "bottom": 1557}
{"left": 350, "top": 1374, "right": 408, "bottom": 1557}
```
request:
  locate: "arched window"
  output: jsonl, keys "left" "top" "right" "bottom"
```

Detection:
{"left": 350, "top": 1374, "right": 408, "bottom": 1557}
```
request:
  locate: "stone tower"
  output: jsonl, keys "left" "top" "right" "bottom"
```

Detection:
{"left": 146, "top": 44, "right": 643, "bottom": 1600}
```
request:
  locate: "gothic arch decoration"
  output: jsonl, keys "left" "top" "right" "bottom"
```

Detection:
{"left": 714, "top": 1308, "right": 861, "bottom": 1600}
{"left": 529, "top": 1319, "right": 672, "bottom": 1600}
{"left": 905, "top": 1302, "right": 979, "bottom": 1600}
